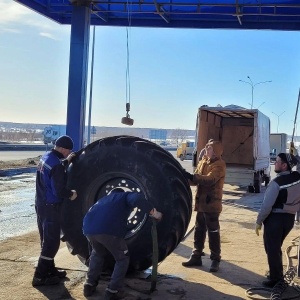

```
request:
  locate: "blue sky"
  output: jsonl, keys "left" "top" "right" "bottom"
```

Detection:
{"left": 1, "top": 1, "right": 300, "bottom": 135}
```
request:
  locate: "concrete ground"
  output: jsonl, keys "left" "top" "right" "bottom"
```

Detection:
{"left": 1, "top": 184, "right": 300, "bottom": 300}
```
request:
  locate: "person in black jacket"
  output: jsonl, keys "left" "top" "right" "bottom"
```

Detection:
{"left": 255, "top": 152, "right": 300, "bottom": 288}
{"left": 32, "top": 135, "right": 78, "bottom": 286}
{"left": 82, "top": 189, "right": 162, "bottom": 300}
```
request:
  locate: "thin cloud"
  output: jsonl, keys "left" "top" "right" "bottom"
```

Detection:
{"left": 0, "top": 1, "right": 30, "bottom": 24}
{"left": 26, "top": 16, "right": 62, "bottom": 31}
{"left": 40, "top": 32, "right": 59, "bottom": 40}
{"left": 0, "top": 0, "right": 69, "bottom": 37}
{"left": 0, "top": 27, "right": 20, "bottom": 33}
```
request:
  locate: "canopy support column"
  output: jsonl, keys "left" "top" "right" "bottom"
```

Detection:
{"left": 66, "top": 3, "right": 91, "bottom": 150}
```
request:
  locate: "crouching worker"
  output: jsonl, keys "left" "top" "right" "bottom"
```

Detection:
{"left": 82, "top": 189, "right": 162, "bottom": 299}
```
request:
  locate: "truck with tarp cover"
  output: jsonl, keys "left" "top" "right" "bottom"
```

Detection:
{"left": 193, "top": 105, "right": 271, "bottom": 192}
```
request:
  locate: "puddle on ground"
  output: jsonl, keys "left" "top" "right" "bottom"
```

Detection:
{"left": 0, "top": 173, "right": 36, "bottom": 241}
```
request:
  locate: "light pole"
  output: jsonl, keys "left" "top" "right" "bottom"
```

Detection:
{"left": 272, "top": 111, "right": 285, "bottom": 133}
{"left": 239, "top": 76, "right": 272, "bottom": 109}
{"left": 248, "top": 101, "right": 265, "bottom": 109}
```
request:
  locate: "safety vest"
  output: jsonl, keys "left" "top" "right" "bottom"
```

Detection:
{"left": 273, "top": 171, "right": 300, "bottom": 214}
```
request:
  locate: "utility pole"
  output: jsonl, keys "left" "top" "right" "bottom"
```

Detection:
{"left": 272, "top": 111, "right": 285, "bottom": 133}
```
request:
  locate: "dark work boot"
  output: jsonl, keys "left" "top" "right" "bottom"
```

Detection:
{"left": 32, "top": 274, "right": 60, "bottom": 286}
{"left": 32, "top": 257, "right": 60, "bottom": 286}
{"left": 104, "top": 289, "right": 127, "bottom": 300}
{"left": 209, "top": 260, "right": 220, "bottom": 272}
{"left": 34, "top": 257, "right": 51, "bottom": 278}
{"left": 182, "top": 256, "right": 202, "bottom": 267}
{"left": 262, "top": 279, "right": 281, "bottom": 288}
{"left": 50, "top": 267, "right": 67, "bottom": 278}
{"left": 83, "top": 283, "right": 97, "bottom": 297}
{"left": 49, "top": 260, "right": 67, "bottom": 278}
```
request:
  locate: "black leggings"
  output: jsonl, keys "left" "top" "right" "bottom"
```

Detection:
{"left": 263, "top": 212, "right": 295, "bottom": 281}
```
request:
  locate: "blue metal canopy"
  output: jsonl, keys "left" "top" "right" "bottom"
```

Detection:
{"left": 13, "top": 0, "right": 300, "bottom": 150}
{"left": 14, "top": 0, "right": 300, "bottom": 31}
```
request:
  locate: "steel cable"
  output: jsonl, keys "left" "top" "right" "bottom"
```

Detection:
{"left": 245, "top": 236, "right": 300, "bottom": 300}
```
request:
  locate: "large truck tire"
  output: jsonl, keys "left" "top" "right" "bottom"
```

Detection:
{"left": 264, "top": 176, "right": 270, "bottom": 187}
{"left": 254, "top": 172, "right": 261, "bottom": 193}
{"left": 61, "top": 136, "right": 192, "bottom": 271}
{"left": 254, "top": 180, "right": 261, "bottom": 193}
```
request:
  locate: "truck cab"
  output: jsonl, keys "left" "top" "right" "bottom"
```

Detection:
{"left": 176, "top": 141, "right": 195, "bottom": 161}
{"left": 270, "top": 148, "right": 277, "bottom": 162}
{"left": 269, "top": 133, "right": 288, "bottom": 162}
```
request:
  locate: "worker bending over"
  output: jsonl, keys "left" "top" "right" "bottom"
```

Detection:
{"left": 82, "top": 189, "right": 162, "bottom": 300}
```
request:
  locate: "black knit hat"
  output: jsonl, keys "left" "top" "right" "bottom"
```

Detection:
{"left": 55, "top": 135, "right": 74, "bottom": 150}
{"left": 278, "top": 153, "right": 298, "bottom": 170}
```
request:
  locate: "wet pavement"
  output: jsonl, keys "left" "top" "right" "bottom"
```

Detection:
{"left": 0, "top": 173, "right": 36, "bottom": 240}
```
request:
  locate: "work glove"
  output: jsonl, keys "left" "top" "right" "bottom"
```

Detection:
{"left": 290, "top": 142, "right": 298, "bottom": 156}
{"left": 183, "top": 170, "right": 193, "bottom": 181}
{"left": 69, "top": 190, "right": 77, "bottom": 201}
{"left": 255, "top": 223, "right": 262, "bottom": 236}
{"left": 66, "top": 152, "right": 77, "bottom": 163}
{"left": 150, "top": 208, "right": 163, "bottom": 221}
{"left": 62, "top": 153, "right": 77, "bottom": 167}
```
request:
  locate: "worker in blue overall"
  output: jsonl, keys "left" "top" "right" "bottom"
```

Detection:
{"left": 82, "top": 189, "right": 162, "bottom": 299}
{"left": 32, "top": 135, "right": 78, "bottom": 286}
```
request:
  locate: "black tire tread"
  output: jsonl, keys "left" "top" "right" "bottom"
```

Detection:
{"left": 61, "top": 135, "right": 192, "bottom": 271}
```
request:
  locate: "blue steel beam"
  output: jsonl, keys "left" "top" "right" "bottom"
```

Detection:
{"left": 66, "top": 4, "right": 91, "bottom": 150}
{"left": 14, "top": 1, "right": 300, "bottom": 31}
